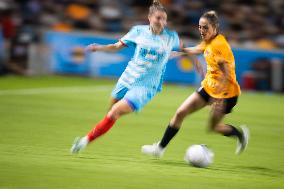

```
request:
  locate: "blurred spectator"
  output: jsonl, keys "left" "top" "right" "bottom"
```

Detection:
{"left": 0, "top": 0, "right": 283, "bottom": 76}
{"left": 99, "top": 1, "right": 123, "bottom": 32}
{"left": 0, "top": 9, "right": 17, "bottom": 39}
{"left": 66, "top": 3, "right": 91, "bottom": 29}
{"left": 6, "top": 29, "right": 33, "bottom": 75}
{"left": 1, "top": 0, "right": 283, "bottom": 49}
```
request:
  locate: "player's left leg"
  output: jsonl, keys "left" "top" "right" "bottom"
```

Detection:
{"left": 142, "top": 92, "right": 207, "bottom": 157}
{"left": 209, "top": 97, "right": 249, "bottom": 154}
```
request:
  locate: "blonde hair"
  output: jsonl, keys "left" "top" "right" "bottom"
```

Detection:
{"left": 149, "top": 0, "right": 167, "bottom": 15}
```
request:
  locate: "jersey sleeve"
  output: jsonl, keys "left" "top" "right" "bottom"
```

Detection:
{"left": 171, "top": 31, "right": 182, "bottom": 51}
{"left": 120, "top": 26, "right": 139, "bottom": 47}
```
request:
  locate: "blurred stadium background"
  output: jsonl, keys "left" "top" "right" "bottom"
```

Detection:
{"left": 0, "top": 1, "right": 284, "bottom": 189}
{"left": 0, "top": 0, "right": 283, "bottom": 91}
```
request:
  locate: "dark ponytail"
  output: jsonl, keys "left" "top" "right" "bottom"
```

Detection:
{"left": 201, "top": 11, "right": 219, "bottom": 32}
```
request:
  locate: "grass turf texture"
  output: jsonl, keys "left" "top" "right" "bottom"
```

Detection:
{"left": 0, "top": 75, "right": 283, "bottom": 189}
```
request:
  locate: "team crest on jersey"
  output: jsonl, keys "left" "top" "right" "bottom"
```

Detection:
{"left": 139, "top": 47, "right": 165, "bottom": 62}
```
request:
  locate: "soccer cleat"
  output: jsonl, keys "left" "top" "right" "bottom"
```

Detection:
{"left": 141, "top": 142, "right": 165, "bottom": 158}
{"left": 235, "top": 125, "right": 250, "bottom": 155}
{"left": 70, "top": 136, "right": 88, "bottom": 154}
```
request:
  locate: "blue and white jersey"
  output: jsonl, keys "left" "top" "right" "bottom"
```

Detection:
{"left": 118, "top": 25, "right": 181, "bottom": 92}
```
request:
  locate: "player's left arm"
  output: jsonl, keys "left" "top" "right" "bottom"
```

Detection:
{"left": 212, "top": 58, "right": 229, "bottom": 111}
{"left": 211, "top": 39, "right": 232, "bottom": 110}
{"left": 218, "top": 59, "right": 229, "bottom": 82}
{"left": 214, "top": 40, "right": 232, "bottom": 87}
{"left": 214, "top": 51, "right": 231, "bottom": 96}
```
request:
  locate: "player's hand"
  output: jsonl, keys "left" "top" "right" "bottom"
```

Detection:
{"left": 85, "top": 44, "right": 97, "bottom": 53}
{"left": 169, "top": 51, "right": 186, "bottom": 59}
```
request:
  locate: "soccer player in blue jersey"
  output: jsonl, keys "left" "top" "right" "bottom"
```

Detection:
{"left": 71, "top": 0, "right": 182, "bottom": 154}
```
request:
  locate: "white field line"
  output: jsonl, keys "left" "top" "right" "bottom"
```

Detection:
{"left": 0, "top": 86, "right": 112, "bottom": 95}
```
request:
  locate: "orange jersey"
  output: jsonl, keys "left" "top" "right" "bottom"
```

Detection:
{"left": 201, "top": 34, "right": 241, "bottom": 98}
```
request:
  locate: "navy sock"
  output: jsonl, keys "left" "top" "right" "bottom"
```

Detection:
{"left": 223, "top": 124, "right": 242, "bottom": 140}
{"left": 159, "top": 125, "right": 179, "bottom": 148}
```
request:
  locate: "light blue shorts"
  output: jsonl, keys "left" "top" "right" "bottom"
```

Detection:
{"left": 111, "top": 83, "right": 157, "bottom": 112}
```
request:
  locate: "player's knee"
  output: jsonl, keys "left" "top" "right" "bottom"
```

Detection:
{"left": 108, "top": 106, "right": 122, "bottom": 120}
{"left": 107, "top": 110, "right": 117, "bottom": 120}
{"left": 175, "top": 108, "right": 188, "bottom": 121}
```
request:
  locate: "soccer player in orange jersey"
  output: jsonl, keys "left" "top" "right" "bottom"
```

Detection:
{"left": 142, "top": 11, "right": 249, "bottom": 157}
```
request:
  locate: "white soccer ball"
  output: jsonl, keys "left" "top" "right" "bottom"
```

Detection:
{"left": 184, "top": 144, "right": 214, "bottom": 168}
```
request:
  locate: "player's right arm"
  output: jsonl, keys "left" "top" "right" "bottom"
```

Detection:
{"left": 85, "top": 41, "right": 125, "bottom": 53}
{"left": 183, "top": 42, "right": 205, "bottom": 55}
{"left": 180, "top": 42, "right": 206, "bottom": 77}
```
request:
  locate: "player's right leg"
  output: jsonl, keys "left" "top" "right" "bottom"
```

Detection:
{"left": 236, "top": 125, "right": 249, "bottom": 154}
{"left": 108, "top": 97, "right": 120, "bottom": 110}
{"left": 70, "top": 99, "right": 133, "bottom": 154}
{"left": 70, "top": 136, "right": 89, "bottom": 154}
{"left": 142, "top": 91, "right": 207, "bottom": 157}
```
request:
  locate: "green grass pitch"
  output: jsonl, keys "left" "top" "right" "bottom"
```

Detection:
{"left": 0, "top": 75, "right": 283, "bottom": 189}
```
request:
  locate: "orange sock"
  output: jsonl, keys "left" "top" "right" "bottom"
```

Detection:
{"left": 87, "top": 116, "right": 116, "bottom": 142}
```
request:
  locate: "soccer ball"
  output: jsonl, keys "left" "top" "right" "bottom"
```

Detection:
{"left": 184, "top": 144, "right": 214, "bottom": 168}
